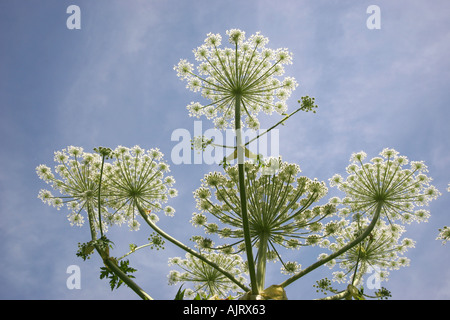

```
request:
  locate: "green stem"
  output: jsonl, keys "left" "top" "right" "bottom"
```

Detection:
{"left": 136, "top": 203, "right": 250, "bottom": 293}
{"left": 97, "top": 155, "right": 106, "bottom": 237}
{"left": 118, "top": 243, "right": 153, "bottom": 261}
{"left": 86, "top": 204, "right": 98, "bottom": 241}
{"left": 85, "top": 205, "right": 152, "bottom": 300}
{"left": 280, "top": 202, "right": 383, "bottom": 288}
{"left": 235, "top": 94, "right": 258, "bottom": 295}
{"left": 256, "top": 233, "right": 269, "bottom": 293}
{"left": 245, "top": 106, "right": 303, "bottom": 147}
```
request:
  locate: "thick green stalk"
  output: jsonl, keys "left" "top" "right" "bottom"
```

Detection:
{"left": 255, "top": 233, "right": 269, "bottom": 293}
{"left": 235, "top": 94, "right": 258, "bottom": 295}
{"left": 136, "top": 203, "right": 250, "bottom": 293}
{"left": 86, "top": 205, "right": 152, "bottom": 300}
{"left": 86, "top": 204, "right": 98, "bottom": 242}
{"left": 280, "top": 202, "right": 383, "bottom": 288}
{"left": 97, "top": 154, "right": 106, "bottom": 237}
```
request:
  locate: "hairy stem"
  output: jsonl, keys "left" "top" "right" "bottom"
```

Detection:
{"left": 255, "top": 233, "right": 269, "bottom": 293}
{"left": 97, "top": 154, "right": 106, "bottom": 237}
{"left": 235, "top": 94, "right": 258, "bottom": 295}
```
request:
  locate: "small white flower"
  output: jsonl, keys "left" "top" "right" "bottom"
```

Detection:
{"left": 226, "top": 29, "right": 245, "bottom": 44}
{"left": 168, "top": 189, "right": 178, "bottom": 198}
{"left": 437, "top": 226, "right": 450, "bottom": 245}
{"left": 164, "top": 206, "right": 175, "bottom": 217}
{"left": 174, "top": 59, "right": 194, "bottom": 79}
{"left": 281, "top": 261, "right": 301, "bottom": 275}
{"left": 128, "top": 219, "right": 141, "bottom": 231}
{"left": 332, "top": 271, "right": 347, "bottom": 283}
{"left": 204, "top": 32, "right": 222, "bottom": 47}
{"left": 350, "top": 151, "right": 367, "bottom": 163}
{"left": 112, "top": 214, "right": 125, "bottom": 226}
{"left": 68, "top": 212, "right": 84, "bottom": 227}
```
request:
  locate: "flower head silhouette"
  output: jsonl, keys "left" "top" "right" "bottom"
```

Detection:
{"left": 329, "top": 148, "right": 440, "bottom": 224}
{"left": 175, "top": 29, "right": 298, "bottom": 130}
{"left": 168, "top": 251, "right": 246, "bottom": 298}
{"left": 37, "top": 146, "right": 104, "bottom": 229}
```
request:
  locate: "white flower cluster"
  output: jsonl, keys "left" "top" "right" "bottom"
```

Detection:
{"left": 167, "top": 251, "right": 247, "bottom": 298}
{"left": 37, "top": 146, "right": 177, "bottom": 232}
{"left": 323, "top": 218, "right": 415, "bottom": 284}
{"left": 324, "top": 148, "right": 441, "bottom": 285}
{"left": 37, "top": 146, "right": 102, "bottom": 228}
{"left": 436, "top": 183, "right": 450, "bottom": 244}
{"left": 174, "top": 29, "right": 298, "bottom": 130}
{"left": 280, "top": 261, "right": 302, "bottom": 275}
{"left": 329, "top": 148, "right": 440, "bottom": 224}
{"left": 190, "top": 159, "right": 342, "bottom": 268}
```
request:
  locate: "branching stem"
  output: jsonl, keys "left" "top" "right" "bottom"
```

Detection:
{"left": 136, "top": 203, "right": 250, "bottom": 293}
{"left": 86, "top": 204, "right": 152, "bottom": 300}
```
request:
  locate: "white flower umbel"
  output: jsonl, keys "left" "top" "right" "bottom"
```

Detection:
{"left": 329, "top": 148, "right": 440, "bottom": 224}
{"left": 326, "top": 218, "right": 414, "bottom": 284}
{"left": 193, "top": 160, "right": 334, "bottom": 248}
{"left": 192, "top": 159, "right": 341, "bottom": 290}
{"left": 37, "top": 145, "right": 178, "bottom": 233}
{"left": 168, "top": 251, "right": 247, "bottom": 298}
{"left": 175, "top": 29, "right": 298, "bottom": 130}
{"left": 280, "top": 149, "right": 440, "bottom": 293}
{"left": 37, "top": 147, "right": 105, "bottom": 231}
{"left": 104, "top": 146, "right": 177, "bottom": 231}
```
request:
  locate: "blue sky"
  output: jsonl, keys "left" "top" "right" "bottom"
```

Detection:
{"left": 1, "top": 0, "right": 449, "bottom": 299}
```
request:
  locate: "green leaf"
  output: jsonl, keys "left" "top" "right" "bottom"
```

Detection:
{"left": 174, "top": 285, "right": 186, "bottom": 300}
{"left": 99, "top": 259, "right": 137, "bottom": 291}
{"left": 193, "top": 293, "right": 202, "bottom": 300}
